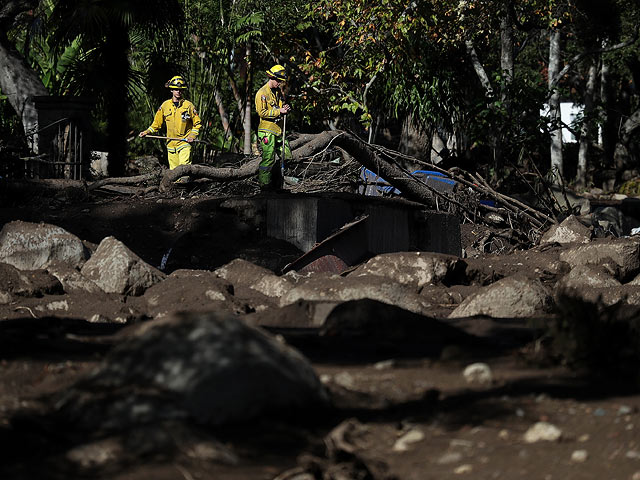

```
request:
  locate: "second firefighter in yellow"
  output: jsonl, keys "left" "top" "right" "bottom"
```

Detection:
{"left": 255, "top": 64, "right": 291, "bottom": 190}
{"left": 139, "top": 75, "right": 201, "bottom": 170}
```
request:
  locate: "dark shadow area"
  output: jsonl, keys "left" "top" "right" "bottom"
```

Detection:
{"left": 0, "top": 317, "right": 123, "bottom": 360}
{"left": 321, "top": 372, "right": 640, "bottom": 429}
{"left": 0, "top": 414, "right": 316, "bottom": 480}
{"left": 1, "top": 368, "right": 638, "bottom": 480}
{"left": 268, "top": 299, "right": 540, "bottom": 365}
{"left": 0, "top": 187, "right": 302, "bottom": 273}
{"left": 429, "top": 373, "right": 640, "bottom": 432}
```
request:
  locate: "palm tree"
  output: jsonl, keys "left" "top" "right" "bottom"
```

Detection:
{"left": 48, "top": 0, "right": 183, "bottom": 176}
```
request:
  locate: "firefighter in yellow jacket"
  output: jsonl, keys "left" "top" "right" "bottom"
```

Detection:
{"left": 255, "top": 64, "right": 291, "bottom": 190}
{"left": 139, "top": 75, "right": 201, "bottom": 170}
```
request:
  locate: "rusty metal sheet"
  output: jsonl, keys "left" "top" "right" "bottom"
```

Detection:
{"left": 281, "top": 215, "right": 369, "bottom": 274}
{"left": 297, "top": 254, "right": 349, "bottom": 274}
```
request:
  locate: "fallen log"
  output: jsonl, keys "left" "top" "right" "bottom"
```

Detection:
{"left": 289, "top": 133, "right": 321, "bottom": 150}
{"left": 158, "top": 158, "right": 260, "bottom": 192}
{"left": 88, "top": 173, "right": 158, "bottom": 191}
{"left": 90, "top": 131, "right": 363, "bottom": 193}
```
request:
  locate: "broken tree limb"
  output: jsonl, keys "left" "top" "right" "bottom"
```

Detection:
{"left": 88, "top": 173, "right": 158, "bottom": 191}
{"left": 367, "top": 140, "right": 552, "bottom": 230}
{"left": 106, "top": 131, "right": 391, "bottom": 195}
{"left": 471, "top": 173, "right": 547, "bottom": 229}
{"left": 159, "top": 158, "right": 260, "bottom": 192}
{"left": 363, "top": 140, "right": 555, "bottom": 243}
{"left": 157, "top": 130, "right": 409, "bottom": 195}
{"left": 289, "top": 133, "right": 322, "bottom": 150}
{"left": 290, "top": 130, "right": 447, "bottom": 206}
{"left": 380, "top": 146, "right": 554, "bottom": 228}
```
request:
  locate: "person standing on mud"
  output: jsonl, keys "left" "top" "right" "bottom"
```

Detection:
{"left": 139, "top": 75, "right": 202, "bottom": 173}
{"left": 255, "top": 64, "right": 291, "bottom": 191}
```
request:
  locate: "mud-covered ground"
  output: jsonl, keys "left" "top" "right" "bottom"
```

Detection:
{"left": 1, "top": 181, "right": 639, "bottom": 480}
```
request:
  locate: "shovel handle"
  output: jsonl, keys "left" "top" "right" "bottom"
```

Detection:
{"left": 136, "top": 134, "right": 211, "bottom": 146}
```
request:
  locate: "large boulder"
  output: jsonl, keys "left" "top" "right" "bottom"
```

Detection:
{"left": 31, "top": 294, "right": 144, "bottom": 324}
{"left": 540, "top": 215, "right": 591, "bottom": 245}
{"left": 463, "top": 247, "right": 567, "bottom": 287}
{"left": 0, "top": 221, "right": 88, "bottom": 270}
{"left": 248, "top": 299, "right": 340, "bottom": 329}
{"left": 0, "top": 262, "right": 63, "bottom": 298}
{"left": 139, "top": 269, "right": 237, "bottom": 319}
{"left": 350, "top": 252, "right": 466, "bottom": 289}
{"left": 557, "top": 285, "right": 640, "bottom": 307}
{"left": 55, "top": 311, "right": 329, "bottom": 430}
{"left": 559, "top": 238, "right": 640, "bottom": 282}
{"left": 80, "top": 236, "right": 166, "bottom": 296}
{"left": 318, "top": 299, "right": 477, "bottom": 356}
{"left": 556, "top": 264, "right": 621, "bottom": 290}
{"left": 214, "top": 258, "right": 293, "bottom": 298}
{"left": 449, "top": 275, "right": 551, "bottom": 319}
{"left": 46, "top": 262, "right": 104, "bottom": 294}
{"left": 280, "top": 274, "right": 431, "bottom": 315}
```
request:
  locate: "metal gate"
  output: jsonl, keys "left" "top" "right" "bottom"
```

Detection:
{"left": 21, "top": 118, "right": 84, "bottom": 180}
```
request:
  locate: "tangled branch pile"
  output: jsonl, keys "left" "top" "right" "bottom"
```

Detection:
{"left": 87, "top": 130, "right": 557, "bottom": 246}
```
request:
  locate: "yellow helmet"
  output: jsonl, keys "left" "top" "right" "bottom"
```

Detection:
{"left": 266, "top": 64, "right": 287, "bottom": 82}
{"left": 166, "top": 75, "right": 188, "bottom": 89}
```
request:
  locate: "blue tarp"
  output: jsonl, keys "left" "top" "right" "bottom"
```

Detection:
{"left": 358, "top": 167, "right": 456, "bottom": 197}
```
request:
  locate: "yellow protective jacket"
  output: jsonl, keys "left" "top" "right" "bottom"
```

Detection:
{"left": 255, "top": 83, "right": 285, "bottom": 135}
{"left": 145, "top": 99, "right": 201, "bottom": 151}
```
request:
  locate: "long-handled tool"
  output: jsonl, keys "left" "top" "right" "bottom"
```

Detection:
{"left": 280, "top": 115, "right": 288, "bottom": 187}
{"left": 138, "top": 134, "right": 212, "bottom": 146}
{"left": 281, "top": 115, "right": 287, "bottom": 160}
{"left": 280, "top": 83, "right": 288, "bottom": 158}
{"left": 280, "top": 85, "right": 288, "bottom": 187}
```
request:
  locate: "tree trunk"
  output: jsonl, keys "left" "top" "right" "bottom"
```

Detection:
{"left": 613, "top": 108, "right": 640, "bottom": 170}
{"left": 214, "top": 89, "right": 230, "bottom": 133}
{"left": 548, "top": 29, "right": 563, "bottom": 184}
{"left": 0, "top": 35, "right": 49, "bottom": 152}
{"left": 104, "top": 23, "right": 131, "bottom": 177}
{"left": 466, "top": 40, "right": 493, "bottom": 96}
{"left": 600, "top": 53, "right": 615, "bottom": 165}
{"left": 577, "top": 59, "right": 597, "bottom": 188}
{"left": 228, "top": 63, "right": 243, "bottom": 153}
{"left": 495, "top": 3, "right": 514, "bottom": 172}
{"left": 242, "top": 43, "right": 252, "bottom": 155}
{"left": 399, "top": 114, "right": 431, "bottom": 162}
{"left": 466, "top": 4, "right": 514, "bottom": 177}
{"left": 466, "top": 39, "right": 501, "bottom": 176}
{"left": 500, "top": 3, "right": 514, "bottom": 99}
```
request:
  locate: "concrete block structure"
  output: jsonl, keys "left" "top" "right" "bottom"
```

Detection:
{"left": 265, "top": 193, "right": 461, "bottom": 273}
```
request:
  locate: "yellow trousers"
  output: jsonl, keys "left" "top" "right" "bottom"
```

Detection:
{"left": 167, "top": 145, "right": 192, "bottom": 170}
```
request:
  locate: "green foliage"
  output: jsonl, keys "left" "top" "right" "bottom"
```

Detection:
{"left": 297, "top": 0, "right": 466, "bottom": 132}
{"left": 298, "top": 0, "right": 552, "bottom": 156}
{"left": 130, "top": 2, "right": 266, "bottom": 158}
{"left": 125, "top": 0, "right": 311, "bottom": 158}
{"left": 469, "top": 71, "right": 550, "bottom": 155}
{"left": 8, "top": 1, "right": 78, "bottom": 95}
{"left": 3, "top": 0, "right": 640, "bottom": 179}
{"left": 295, "top": 0, "right": 640, "bottom": 178}
{"left": 618, "top": 177, "right": 640, "bottom": 196}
